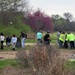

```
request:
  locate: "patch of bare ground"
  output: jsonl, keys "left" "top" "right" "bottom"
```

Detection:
{"left": 0, "top": 50, "right": 30, "bottom": 60}
{"left": 60, "top": 49, "right": 75, "bottom": 59}
{"left": 0, "top": 49, "right": 75, "bottom": 60}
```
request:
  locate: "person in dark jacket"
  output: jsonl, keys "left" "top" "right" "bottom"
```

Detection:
{"left": 16, "top": 37, "right": 21, "bottom": 48}
{"left": 20, "top": 32, "right": 27, "bottom": 48}
{"left": 43, "top": 31, "right": 51, "bottom": 45}
{"left": 6, "top": 36, "right": 11, "bottom": 46}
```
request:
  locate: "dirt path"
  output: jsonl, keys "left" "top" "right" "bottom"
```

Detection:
{"left": 0, "top": 50, "right": 75, "bottom": 60}
{"left": 0, "top": 51, "right": 17, "bottom": 59}
{"left": 60, "top": 50, "right": 75, "bottom": 59}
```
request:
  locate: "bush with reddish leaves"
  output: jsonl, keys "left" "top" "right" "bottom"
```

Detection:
{"left": 23, "top": 10, "right": 53, "bottom": 32}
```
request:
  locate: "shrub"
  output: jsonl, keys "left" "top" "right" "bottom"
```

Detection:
{"left": 16, "top": 45, "right": 71, "bottom": 75}
{"left": 29, "top": 45, "right": 65, "bottom": 75}
{"left": 1, "top": 45, "right": 75, "bottom": 75}
{"left": 16, "top": 50, "right": 30, "bottom": 68}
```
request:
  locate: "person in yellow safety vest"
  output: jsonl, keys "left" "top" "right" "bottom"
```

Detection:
{"left": 64, "top": 32, "right": 68, "bottom": 48}
{"left": 59, "top": 31, "right": 65, "bottom": 48}
{"left": 67, "top": 32, "right": 75, "bottom": 49}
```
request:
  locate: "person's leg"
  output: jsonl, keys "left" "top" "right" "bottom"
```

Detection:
{"left": 39, "top": 39, "right": 42, "bottom": 45}
{"left": 72, "top": 41, "right": 74, "bottom": 49}
{"left": 21, "top": 38, "right": 25, "bottom": 48}
{"left": 64, "top": 41, "right": 68, "bottom": 48}
{"left": 37, "top": 39, "right": 40, "bottom": 44}
{"left": 57, "top": 38, "right": 59, "bottom": 45}
{"left": 1, "top": 41, "right": 4, "bottom": 49}
{"left": 12, "top": 43, "right": 15, "bottom": 50}
{"left": 59, "top": 40, "right": 63, "bottom": 48}
{"left": 70, "top": 41, "right": 72, "bottom": 49}
{"left": 44, "top": 41, "right": 49, "bottom": 45}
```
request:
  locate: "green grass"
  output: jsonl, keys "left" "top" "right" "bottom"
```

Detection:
{"left": 0, "top": 45, "right": 33, "bottom": 52}
{"left": 0, "top": 24, "right": 32, "bottom": 37}
{"left": 50, "top": 32, "right": 57, "bottom": 43}
{"left": 65, "top": 60, "right": 75, "bottom": 71}
{"left": 0, "top": 59, "right": 19, "bottom": 69}
{"left": 0, "top": 58, "right": 75, "bottom": 71}
{"left": 50, "top": 32, "right": 57, "bottom": 40}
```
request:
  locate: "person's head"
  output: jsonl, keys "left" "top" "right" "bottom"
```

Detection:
{"left": 59, "top": 31, "right": 61, "bottom": 33}
{"left": 1, "top": 33, "right": 3, "bottom": 35}
{"left": 13, "top": 34, "right": 16, "bottom": 37}
{"left": 62, "top": 31, "right": 65, "bottom": 34}
{"left": 47, "top": 30, "right": 50, "bottom": 33}
{"left": 68, "top": 31, "right": 70, "bottom": 34}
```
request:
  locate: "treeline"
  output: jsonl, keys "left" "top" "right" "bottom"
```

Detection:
{"left": 0, "top": 0, "right": 29, "bottom": 25}
{"left": 0, "top": 0, "right": 75, "bottom": 32}
{"left": 0, "top": 0, "right": 32, "bottom": 35}
{"left": 51, "top": 13, "right": 75, "bottom": 31}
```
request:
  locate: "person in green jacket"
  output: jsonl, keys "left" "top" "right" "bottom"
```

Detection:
{"left": 59, "top": 31, "right": 65, "bottom": 48}
{"left": 64, "top": 32, "right": 68, "bottom": 48}
{"left": 67, "top": 32, "right": 75, "bottom": 49}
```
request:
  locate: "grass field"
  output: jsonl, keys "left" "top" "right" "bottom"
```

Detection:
{"left": 0, "top": 57, "right": 75, "bottom": 71}
{"left": 0, "top": 59, "right": 19, "bottom": 69}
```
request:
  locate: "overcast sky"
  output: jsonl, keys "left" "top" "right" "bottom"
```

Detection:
{"left": 29, "top": 0, "right": 75, "bottom": 18}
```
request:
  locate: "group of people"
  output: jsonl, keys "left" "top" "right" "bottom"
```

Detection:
{"left": 1, "top": 30, "right": 75, "bottom": 50}
{"left": 0, "top": 32, "right": 27, "bottom": 50}
{"left": 36, "top": 31, "right": 51, "bottom": 45}
{"left": 0, "top": 30, "right": 51, "bottom": 50}
{"left": 57, "top": 31, "right": 75, "bottom": 49}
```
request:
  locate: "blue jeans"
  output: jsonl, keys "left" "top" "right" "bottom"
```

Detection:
{"left": 44, "top": 41, "right": 50, "bottom": 45}
{"left": 21, "top": 38, "right": 25, "bottom": 48}
{"left": 70, "top": 41, "right": 74, "bottom": 49}
{"left": 59, "top": 40, "right": 63, "bottom": 48}
{"left": 37, "top": 39, "right": 42, "bottom": 45}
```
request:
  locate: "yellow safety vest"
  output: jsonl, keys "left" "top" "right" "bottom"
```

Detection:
{"left": 59, "top": 34, "right": 65, "bottom": 42}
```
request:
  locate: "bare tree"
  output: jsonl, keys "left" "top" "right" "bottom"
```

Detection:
{"left": 63, "top": 12, "right": 73, "bottom": 22}
{"left": 0, "top": 0, "right": 29, "bottom": 12}
{"left": 0, "top": 0, "right": 29, "bottom": 25}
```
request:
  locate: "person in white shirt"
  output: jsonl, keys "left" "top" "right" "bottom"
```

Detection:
{"left": 0, "top": 33, "right": 5, "bottom": 49}
{"left": 11, "top": 34, "right": 17, "bottom": 50}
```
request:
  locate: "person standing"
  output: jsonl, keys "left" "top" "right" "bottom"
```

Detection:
{"left": 16, "top": 37, "right": 21, "bottom": 48}
{"left": 6, "top": 36, "right": 11, "bottom": 46}
{"left": 67, "top": 32, "right": 75, "bottom": 49}
{"left": 64, "top": 32, "right": 68, "bottom": 48}
{"left": 36, "top": 31, "right": 42, "bottom": 45}
{"left": 0, "top": 33, "right": 5, "bottom": 49}
{"left": 43, "top": 31, "right": 51, "bottom": 45}
{"left": 59, "top": 32, "right": 65, "bottom": 48}
{"left": 57, "top": 31, "right": 61, "bottom": 45}
{"left": 11, "top": 34, "right": 17, "bottom": 50}
{"left": 20, "top": 32, "right": 27, "bottom": 48}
